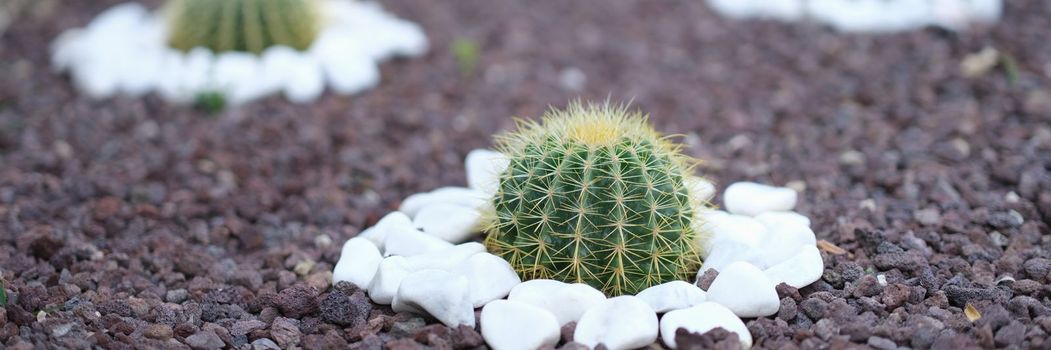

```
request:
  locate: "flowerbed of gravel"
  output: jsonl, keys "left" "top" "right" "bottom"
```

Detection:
{"left": 1, "top": 0, "right": 1050, "bottom": 349}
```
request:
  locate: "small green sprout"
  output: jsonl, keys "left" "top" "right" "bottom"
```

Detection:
{"left": 452, "top": 38, "right": 480, "bottom": 77}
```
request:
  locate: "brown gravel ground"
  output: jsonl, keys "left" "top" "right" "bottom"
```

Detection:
{"left": 1, "top": 0, "right": 1051, "bottom": 349}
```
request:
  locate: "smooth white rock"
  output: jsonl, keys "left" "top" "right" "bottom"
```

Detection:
{"left": 707, "top": 0, "right": 805, "bottom": 20}
{"left": 573, "top": 296, "right": 659, "bottom": 350}
{"left": 698, "top": 240, "right": 761, "bottom": 277}
{"left": 755, "top": 211, "right": 811, "bottom": 228}
{"left": 413, "top": 204, "right": 481, "bottom": 243}
{"left": 281, "top": 53, "right": 325, "bottom": 103}
{"left": 705, "top": 262, "right": 780, "bottom": 318}
{"left": 659, "top": 302, "right": 752, "bottom": 349}
{"left": 635, "top": 281, "right": 706, "bottom": 313}
{"left": 358, "top": 211, "right": 415, "bottom": 251}
{"left": 383, "top": 225, "right": 454, "bottom": 257}
{"left": 508, "top": 280, "right": 606, "bottom": 326}
{"left": 399, "top": 187, "right": 489, "bottom": 217}
{"left": 465, "top": 149, "right": 509, "bottom": 196}
{"left": 392, "top": 270, "right": 475, "bottom": 328}
{"left": 367, "top": 256, "right": 410, "bottom": 304}
{"left": 212, "top": 52, "right": 268, "bottom": 105}
{"left": 686, "top": 176, "right": 717, "bottom": 202}
{"left": 323, "top": 0, "right": 429, "bottom": 59}
{"left": 707, "top": 0, "right": 1001, "bottom": 34}
{"left": 480, "top": 300, "right": 560, "bottom": 350}
{"left": 764, "top": 245, "right": 824, "bottom": 288}
{"left": 331, "top": 237, "right": 382, "bottom": 289}
{"left": 455, "top": 253, "right": 521, "bottom": 307}
{"left": 701, "top": 211, "right": 767, "bottom": 253}
{"left": 404, "top": 242, "right": 487, "bottom": 271}
{"left": 51, "top": 0, "right": 428, "bottom": 103}
{"left": 724, "top": 182, "right": 798, "bottom": 217}
{"left": 754, "top": 222, "right": 817, "bottom": 269}
{"left": 309, "top": 30, "right": 380, "bottom": 94}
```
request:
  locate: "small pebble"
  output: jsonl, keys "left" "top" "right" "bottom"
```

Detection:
{"left": 753, "top": 222, "right": 816, "bottom": 268}
{"left": 686, "top": 176, "right": 717, "bottom": 202}
{"left": 659, "top": 302, "right": 751, "bottom": 349}
{"left": 635, "top": 281, "right": 706, "bottom": 313}
{"left": 399, "top": 187, "right": 488, "bottom": 217}
{"left": 480, "top": 300, "right": 560, "bottom": 350}
{"left": 185, "top": 330, "right": 225, "bottom": 350}
{"left": 332, "top": 237, "right": 382, "bottom": 289}
{"left": 383, "top": 225, "right": 454, "bottom": 257}
{"left": 763, "top": 245, "right": 824, "bottom": 288}
{"left": 367, "top": 256, "right": 411, "bottom": 304}
{"left": 723, "top": 182, "right": 797, "bottom": 216}
{"left": 455, "top": 253, "right": 522, "bottom": 307}
{"left": 392, "top": 269, "right": 475, "bottom": 328}
{"left": 465, "top": 149, "right": 510, "bottom": 196}
{"left": 358, "top": 211, "right": 413, "bottom": 250}
{"left": 706, "top": 261, "right": 780, "bottom": 317}
{"left": 271, "top": 317, "right": 301, "bottom": 348}
{"left": 573, "top": 296, "right": 658, "bottom": 350}
{"left": 413, "top": 204, "right": 482, "bottom": 243}
{"left": 143, "top": 324, "right": 173, "bottom": 340}
{"left": 755, "top": 210, "right": 811, "bottom": 228}
{"left": 508, "top": 279, "right": 606, "bottom": 326}
{"left": 404, "top": 242, "right": 487, "bottom": 271}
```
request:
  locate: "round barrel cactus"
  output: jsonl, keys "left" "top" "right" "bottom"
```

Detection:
{"left": 483, "top": 103, "right": 706, "bottom": 296}
{"left": 166, "top": 0, "right": 321, "bottom": 54}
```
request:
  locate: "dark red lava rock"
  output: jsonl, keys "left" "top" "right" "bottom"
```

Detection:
{"left": 274, "top": 284, "right": 319, "bottom": 319}
{"left": 319, "top": 289, "right": 370, "bottom": 327}
{"left": 675, "top": 327, "right": 743, "bottom": 350}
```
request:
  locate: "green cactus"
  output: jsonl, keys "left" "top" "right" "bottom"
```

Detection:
{"left": 166, "top": 0, "right": 321, "bottom": 54}
{"left": 483, "top": 102, "right": 706, "bottom": 296}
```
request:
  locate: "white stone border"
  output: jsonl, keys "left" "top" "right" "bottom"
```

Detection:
{"left": 51, "top": 0, "right": 428, "bottom": 104}
{"left": 333, "top": 149, "right": 826, "bottom": 349}
{"left": 706, "top": 0, "right": 1001, "bottom": 33}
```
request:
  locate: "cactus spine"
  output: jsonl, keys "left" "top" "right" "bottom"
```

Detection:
{"left": 166, "top": 0, "right": 321, "bottom": 54}
{"left": 484, "top": 102, "right": 705, "bottom": 296}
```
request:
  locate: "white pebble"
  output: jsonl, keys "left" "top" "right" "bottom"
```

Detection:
{"left": 659, "top": 302, "right": 752, "bottom": 349}
{"left": 51, "top": 1, "right": 428, "bottom": 103}
{"left": 465, "top": 149, "right": 509, "bottom": 196}
{"left": 212, "top": 52, "right": 266, "bottom": 105}
{"left": 707, "top": 0, "right": 805, "bottom": 21}
{"left": 698, "top": 240, "right": 761, "bottom": 276}
{"left": 723, "top": 182, "right": 798, "bottom": 217}
{"left": 392, "top": 270, "right": 475, "bottom": 328}
{"left": 480, "top": 300, "right": 560, "bottom": 350}
{"left": 413, "top": 204, "right": 481, "bottom": 243}
{"left": 686, "top": 176, "right": 717, "bottom": 202}
{"left": 755, "top": 211, "right": 811, "bottom": 228}
{"left": 635, "top": 281, "right": 706, "bottom": 313}
{"left": 282, "top": 54, "right": 325, "bottom": 104}
{"left": 358, "top": 211, "right": 414, "bottom": 251}
{"left": 705, "top": 261, "right": 779, "bottom": 318}
{"left": 383, "top": 225, "right": 453, "bottom": 257}
{"left": 753, "top": 223, "right": 817, "bottom": 269}
{"left": 367, "top": 256, "right": 410, "bottom": 304}
{"left": 404, "top": 242, "right": 487, "bottom": 271}
{"left": 331, "top": 238, "right": 382, "bottom": 289}
{"left": 764, "top": 245, "right": 824, "bottom": 288}
{"left": 701, "top": 211, "right": 767, "bottom": 253}
{"left": 508, "top": 280, "right": 606, "bottom": 326}
{"left": 399, "top": 187, "right": 489, "bottom": 218}
{"left": 573, "top": 296, "right": 659, "bottom": 350}
{"left": 309, "top": 30, "right": 380, "bottom": 94}
{"left": 455, "top": 253, "right": 521, "bottom": 307}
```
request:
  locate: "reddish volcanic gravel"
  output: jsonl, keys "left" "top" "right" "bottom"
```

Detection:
{"left": 1, "top": 0, "right": 1050, "bottom": 349}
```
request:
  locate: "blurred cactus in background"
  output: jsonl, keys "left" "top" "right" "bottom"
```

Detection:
{"left": 167, "top": 0, "right": 321, "bottom": 54}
